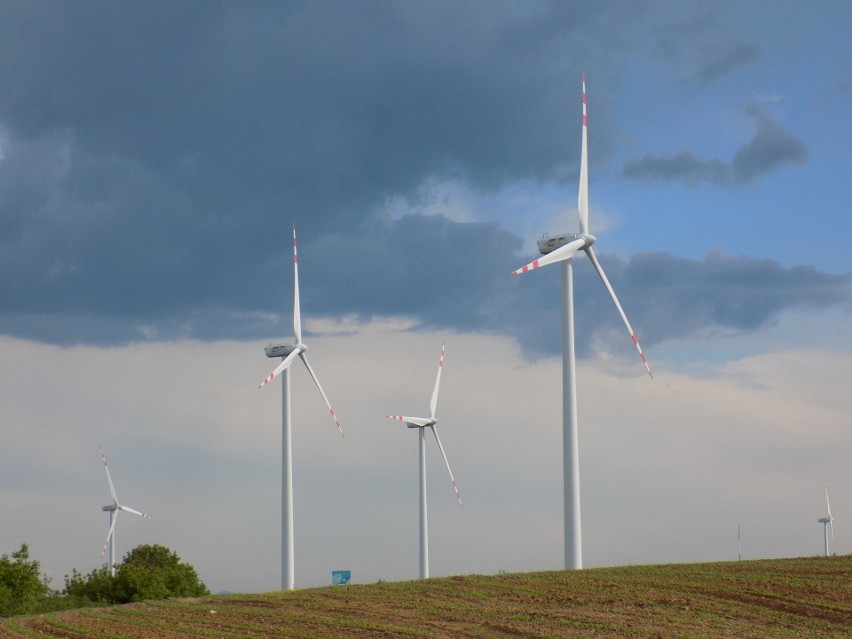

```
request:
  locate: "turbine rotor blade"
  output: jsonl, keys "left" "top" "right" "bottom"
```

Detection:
{"left": 584, "top": 246, "right": 653, "bottom": 379}
{"left": 291, "top": 223, "right": 302, "bottom": 345}
{"left": 100, "top": 448, "right": 118, "bottom": 503}
{"left": 578, "top": 72, "right": 589, "bottom": 236}
{"left": 429, "top": 425, "right": 462, "bottom": 508}
{"left": 429, "top": 343, "right": 445, "bottom": 420}
{"left": 118, "top": 504, "right": 151, "bottom": 520}
{"left": 100, "top": 512, "right": 118, "bottom": 558}
{"left": 826, "top": 488, "right": 832, "bottom": 519}
{"left": 299, "top": 352, "right": 344, "bottom": 436}
{"left": 511, "top": 238, "right": 586, "bottom": 276}
{"left": 258, "top": 346, "right": 302, "bottom": 389}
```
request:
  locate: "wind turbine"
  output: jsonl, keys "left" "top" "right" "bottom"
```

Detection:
{"left": 510, "top": 74, "right": 652, "bottom": 570}
{"left": 258, "top": 223, "right": 343, "bottom": 590}
{"left": 99, "top": 448, "right": 151, "bottom": 577}
{"left": 818, "top": 488, "right": 834, "bottom": 556}
{"left": 387, "top": 343, "right": 462, "bottom": 579}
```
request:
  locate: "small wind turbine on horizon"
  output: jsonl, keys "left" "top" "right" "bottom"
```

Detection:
{"left": 258, "top": 223, "right": 343, "bottom": 591}
{"left": 737, "top": 524, "right": 741, "bottom": 561}
{"left": 387, "top": 343, "right": 462, "bottom": 579}
{"left": 99, "top": 448, "right": 151, "bottom": 577}
{"left": 818, "top": 488, "right": 834, "bottom": 556}
{"left": 510, "top": 74, "right": 652, "bottom": 570}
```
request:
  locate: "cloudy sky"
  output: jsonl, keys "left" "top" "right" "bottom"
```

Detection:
{"left": 1, "top": 1, "right": 850, "bottom": 593}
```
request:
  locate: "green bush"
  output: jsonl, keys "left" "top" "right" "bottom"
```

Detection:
{"left": 64, "top": 544, "right": 209, "bottom": 604}
{"left": 0, "top": 544, "right": 51, "bottom": 617}
{"left": 63, "top": 565, "right": 116, "bottom": 603}
{"left": 0, "top": 542, "right": 209, "bottom": 616}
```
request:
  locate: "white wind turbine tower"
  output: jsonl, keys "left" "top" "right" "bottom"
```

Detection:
{"left": 99, "top": 448, "right": 151, "bottom": 577}
{"left": 387, "top": 343, "right": 462, "bottom": 579}
{"left": 259, "top": 223, "right": 343, "bottom": 591}
{"left": 818, "top": 488, "right": 834, "bottom": 556}
{"left": 511, "top": 74, "right": 652, "bottom": 570}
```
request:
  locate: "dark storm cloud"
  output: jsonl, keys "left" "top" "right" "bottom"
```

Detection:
{"left": 653, "top": 4, "right": 761, "bottom": 83}
{"left": 692, "top": 42, "right": 761, "bottom": 84}
{"left": 525, "top": 249, "right": 849, "bottom": 358}
{"left": 0, "top": 2, "right": 844, "bottom": 359}
{"left": 604, "top": 250, "right": 850, "bottom": 347}
{"left": 0, "top": 0, "right": 640, "bottom": 343}
{"left": 620, "top": 106, "right": 807, "bottom": 185}
{"left": 0, "top": 1, "right": 615, "bottom": 219}
{"left": 293, "top": 216, "right": 850, "bottom": 361}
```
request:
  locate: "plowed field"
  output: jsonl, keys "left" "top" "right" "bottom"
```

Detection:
{"left": 2, "top": 556, "right": 850, "bottom": 638}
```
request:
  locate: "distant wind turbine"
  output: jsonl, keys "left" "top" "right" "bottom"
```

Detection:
{"left": 387, "top": 343, "right": 462, "bottom": 579}
{"left": 737, "top": 524, "right": 741, "bottom": 561}
{"left": 99, "top": 448, "right": 151, "bottom": 577}
{"left": 818, "top": 488, "right": 834, "bottom": 556}
{"left": 259, "top": 223, "right": 343, "bottom": 590}
{"left": 510, "top": 74, "right": 652, "bottom": 570}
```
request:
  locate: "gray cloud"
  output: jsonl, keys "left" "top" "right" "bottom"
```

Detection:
{"left": 0, "top": 1, "right": 611, "bottom": 222}
{"left": 0, "top": 1, "right": 633, "bottom": 341}
{"left": 2, "top": 200, "right": 847, "bottom": 363}
{"left": 620, "top": 106, "right": 808, "bottom": 185}
{"left": 617, "top": 250, "right": 850, "bottom": 345}
{"left": 692, "top": 42, "right": 761, "bottom": 83}
{"left": 0, "top": 2, "right": 843, "bottom": 361}
{"left": 498, "top": 246, "right": 850, "bottom": 359}
{"left": 653, "top": 4, "right": 761, "bottom": 83}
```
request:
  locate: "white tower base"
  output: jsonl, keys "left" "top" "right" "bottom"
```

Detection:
{"left": 562, "top": 259, "right": 582, "bottom": 570}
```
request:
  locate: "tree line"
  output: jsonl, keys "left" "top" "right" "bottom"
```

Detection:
{"left": 0, "top": 543, "right": 209, "bottom": 617}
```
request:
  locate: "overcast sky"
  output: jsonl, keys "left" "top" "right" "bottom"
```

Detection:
{"left": 1, "top": 1, "right": 850, "bottom": 593}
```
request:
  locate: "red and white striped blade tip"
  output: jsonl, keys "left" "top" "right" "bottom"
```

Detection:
{"left": 630, "top": 334, "right": 653, "bottom": 380}
{"left": 119, "top": 505, "right": 151, "bottom": 519}
{"left": 452, "top": 481, "right": 463, "bottom": 508}
{"left": 258, "top": 372, "right": 276, "bottom": 389}
{"left": 329, "top": 408, "right": 344, "bottom": 437}
{"left": 511, "top": 259, "right": 542, "bottom": 276}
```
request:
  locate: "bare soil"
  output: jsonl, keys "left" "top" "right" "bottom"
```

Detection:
{"left": 2, "top": 556, "right": 850, "bottom": 638}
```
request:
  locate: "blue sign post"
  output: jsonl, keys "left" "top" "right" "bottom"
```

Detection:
{"left": 331, "top": 570, "right": 351, "bottom": 585}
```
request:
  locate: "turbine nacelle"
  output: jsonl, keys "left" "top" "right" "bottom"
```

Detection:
{"left": 537, "top": 232, "right": 596, "bottom": 255}
{"left": 102, "top": 504, "right": 117, "bottom": 512}
{"left": 265, "top": 343, "right": 297, "bottom": 358}
{"left": 407, "top": 419, "right": 438, "bottom": 429}
{"left": 386, "top": 415, "right": 437, "bottom": 428}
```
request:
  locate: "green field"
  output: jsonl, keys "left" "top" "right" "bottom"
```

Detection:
{"left": 2, "top": 556, "right": 849, "bottom": 638}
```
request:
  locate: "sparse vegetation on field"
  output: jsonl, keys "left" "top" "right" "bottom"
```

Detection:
{"left": 1, "top": 556, "right": 850, "bottom": 638}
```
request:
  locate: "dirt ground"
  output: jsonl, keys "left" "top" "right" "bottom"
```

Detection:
{"left": 2, "top": 556, "right": 850, "bottom": 638}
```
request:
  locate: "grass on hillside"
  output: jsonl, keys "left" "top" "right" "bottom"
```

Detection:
{"left": 1, "top": 555, "right": 849, "bottom": 638}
